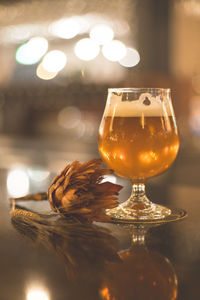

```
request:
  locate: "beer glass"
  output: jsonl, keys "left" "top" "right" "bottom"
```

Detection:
{"left": 98, "top": 88, "right": 180, "bottom": 222}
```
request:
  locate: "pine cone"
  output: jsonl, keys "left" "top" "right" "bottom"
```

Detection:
{"left": 48, "top": 159, "right": 122, "bottom": 222}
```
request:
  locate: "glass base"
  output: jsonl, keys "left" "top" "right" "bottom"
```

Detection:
{"left": 106, "top": 200, "right": 187, "bottom": 224}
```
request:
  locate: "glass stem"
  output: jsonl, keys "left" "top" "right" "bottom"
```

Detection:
{"left": 132, "top": 229, "right": 146, "bottom": 246}
{"left": 132, "top": 183, "right": 145, "bottom": 198}
{"left": 129, "top": 183, "right": 151, "bottom": 210}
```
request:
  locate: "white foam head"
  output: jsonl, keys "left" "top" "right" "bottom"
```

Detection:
{"left": 105, "top": 92, "right": 172, "bottom": 117}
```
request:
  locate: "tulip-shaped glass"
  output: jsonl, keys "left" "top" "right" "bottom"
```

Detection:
{"left": 98, "top": 88, "right": 180, "bottom": 222}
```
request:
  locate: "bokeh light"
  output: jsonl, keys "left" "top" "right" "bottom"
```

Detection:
{"left": 27, "top": 288, "right": 49, "bottom": 300}
{"left": 113, "top": 20, "right": 130, "bottom": 36}
{"left": 58, "top": 106, "right": 82, "bottom": 129}
{"left": 75, "top": 38, "right": 100, "bottom": 61}
{"left": 3, "top": 25, "right": 32, "bottom": 43}
{"left": 42, "top": 50, "right": 67, "bottom": 72}
{"left": 90, "top": 24, "right": 114, "bottom": 45}
{"left": 36, "top": 63, "right": 58, "bottom": 80}
{"left": 15, "top": 37, "right": 48, "bottom": 65}
{"left": 102, "top": 40, "right": 127, "bottom": 62}
{"left": 189, "top": 96, "right": 200, "bottom": 136}
{"left": 7, "top": 168, "right": 29, "bottom": 197}
{"left": 75, "top": 16, "right": 90, "bottom": 34}
{"left": 119, "top": 47, "right": 140, "bottom": 67}
{"left": 50, "top": 17, "right": 80, "bottom": 39}
{"left": 27, "top": 168, "right": 50, "bottom": 182}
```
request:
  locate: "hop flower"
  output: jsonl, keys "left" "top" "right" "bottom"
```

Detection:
{"left": 48, "top": 159, "right": 122, "bottom": 222}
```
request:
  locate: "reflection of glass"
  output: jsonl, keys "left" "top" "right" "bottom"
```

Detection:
{"left": 100, "top": 227, "right": 178, "bottom": 300}
{"left": 98, "top": 88, "right": 180, "bottom": 222}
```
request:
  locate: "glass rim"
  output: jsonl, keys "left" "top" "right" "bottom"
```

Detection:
{"left": 108, "top": 87, "right": 171, "bottom": 93}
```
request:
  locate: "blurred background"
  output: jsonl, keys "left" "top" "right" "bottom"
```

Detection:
{"left": 0, "top": 0, "right": 199, "bottom": 195}
{"left": 0, "top": 1, "right": 200, "bottom": 300}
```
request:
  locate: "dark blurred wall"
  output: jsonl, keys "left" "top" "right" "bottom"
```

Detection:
{"left": 137, "top": 0, "right": 170, "bottom": 73}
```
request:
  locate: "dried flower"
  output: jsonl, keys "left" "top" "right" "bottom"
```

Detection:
{"left": 11, "top": 159, "right": 122, "bottom": 222}
{"left": 48, "top": 159, "right": 122, "bottom": 222}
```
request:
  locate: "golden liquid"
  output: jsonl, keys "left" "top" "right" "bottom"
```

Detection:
{"left": 98, "top": 116, "right": 179, "bottom": 181}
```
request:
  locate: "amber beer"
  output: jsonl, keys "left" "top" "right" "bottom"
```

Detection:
{"left": 98, "top": 115, "right": 179, "bottom": 181}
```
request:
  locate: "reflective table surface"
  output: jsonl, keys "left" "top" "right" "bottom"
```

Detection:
{"left": 0, "top": 149, "right": 200, "bottom": 300}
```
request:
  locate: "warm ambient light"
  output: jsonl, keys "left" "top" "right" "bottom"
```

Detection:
{"left": 50, "top": 17, "right": 80, "bottom": 39}
{"left": 27, "top": 288, "right": 49, "bottom": 300}
{"left": 102, "top": 40, "right": 126, "bottom": 62}
{"left": 42, "top": 50, "right": 67, "bottom": 72}
{"left": 75, "top": 38, "right": 100, "bottom": 61}
{"left": 36, "top": 63, "right": 58, "bottom": 80}
{"left": 119, "top": 47, "right": 140, "bottom": 67}
{"left": 15, "top": 37, "right": 48, "bottom": 65}
{"left": 7, "top": 168, "right": 29, "bottom": 197}
{"left": 90, "top": 24, "right": 114, "bottom": 45}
